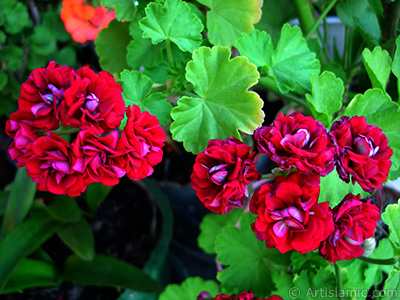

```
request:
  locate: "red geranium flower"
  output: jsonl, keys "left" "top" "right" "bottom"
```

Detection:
{"left": 329, "top": 116, "right": 392, "bottom": 193}
{"left": 198, "top": 290, "right": 283, "bottom": 300}
{"left": 319, "top": 193, "right": 380, "bottom": 262}
{"left": 5, "top": 111, "right": 38, "bottom": 167}
{"left": 250, "top": 171, "right": 334, "bottom": 254}
{"left": 60, "top": 67, "right": 125, "bottom": 134}
{"left": 72, "top": 130, "right": 126, "bottom": 186}
{"left": 60, "top": 0, "right": 116, "bottom": 43}
{"left": 18, "top": 61, "right": 76, "bottom": 131}
{"left": 255, "top": 112, "right": 335, "bottom": 176}
{"left": 117, "top": 105, "right": 166, "bottom": 181}
{"left": 26, "top": 133, "right": 87, "bottom": 197}
{"left": 191, "top": 137, "right": 260, "bottom": 214}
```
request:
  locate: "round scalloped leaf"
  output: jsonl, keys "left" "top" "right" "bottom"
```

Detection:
{"left": 0, "top": 0, "right": 31, "bottom": 35}
{"left": 266, "top": 24, "right": 320, "bottom": 94}
{"left": 362, "top": 46, "right": 392, "bottom": 91}
{"left": 127, "top": 21, "right": 164, "bottom": 69}
{"left": 235, "top": 29, "right": 273, "bottom": 68}
{"left": 197, "top": 0, "right": 262, "bottom": 47}
{"left": 95, "top": 20, "right": 131, "bottom": 75}
{"left": 159, "top": 277, "right": 220, "bottom": 300}
{"left": 215, "top": 212, "right": 291, "bottom": 295}
{"left": 170, "top": 46, "right": 264, "bottom": 154}
{"left": 139, "top": 0, "right": 203, "bottom": 53}
{"left": 101, "top": 0, "right": 137, "bottom": 22}
{"left": 119, "top": 70, "right": 172, "bottom": 126}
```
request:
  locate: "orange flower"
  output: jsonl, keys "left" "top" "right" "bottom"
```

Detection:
{"left": 60, "top": 0, "right": 116, "bottom": 43}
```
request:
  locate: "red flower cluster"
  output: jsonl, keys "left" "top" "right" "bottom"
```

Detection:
{"left": 198, "top": 290, "right": 283, "bottom": 300}
{"left": 256, "top": 112, "right": 392, "bottom": 193}
{"left": 60, "top": 0, "right": 116, "bottom": 43}
{"left": 250, "top": 171, "right": 334, "bottom": 254}
{"left": 319, "top": 193, "right": 380, "bottom": 262}
{"left": 249, "top": 113, "right": 384, "bottom": 259}
{"left": 191, "top": 137, "right": 260, "bottom": 214}
{"left": 330, "top": 116, "right": 392, "bottom": 193}
{"left": 7, "top": 61, "right": 166, "bottom": 197}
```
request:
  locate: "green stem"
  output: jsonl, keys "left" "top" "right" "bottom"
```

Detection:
{"left": 334, "top": 263, "right": 344, "bottom": 300}
{"left": 165, "top": 39, "right": 173, "bottom": 66}
{"left": 305, "top": 0, "right": 338, "bottom": 40}
{"left": 261, "top": 173, "right": 275, "bottom": 180}
{"left": 357, "top": 256, "right": 398, "bottom": 265}
{"left": 52, "top": 128, "right": 80, "bottom": 135}
{"left": 292, "top": 0, "right": 315, "bottom": 35}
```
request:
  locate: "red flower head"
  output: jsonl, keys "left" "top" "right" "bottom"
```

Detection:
{"left": 60, "top": 0, "right": 116, "bottom": 43}
{"left": 329, "top": 116, "right": 392, "bottom": 193}
{"left": 250, "top": 171, "right": 334, "bottom": 254}
{"left": 191, "top": 137, "right": 260, "bottom": 214}
{"left": 319, "top": 193, "right": 380, "bottom": 262}
{"left": 6, "top": 111, "right": 38, "bottom": 167}
{"left": 117, "top": 105, "right": 166, "bottom": 181}
{"left": 60, "top": 67, "right": 125, "bottom": 134}
{"left": 26, "top": 133, "right": 87, "bottom": 197}
{"left": 255, "top": 112, "right": 335, "bottom": 176}
{"left": 72, "top": 130, "right": 126, "bottom": 186}
{"left": 18, "top": 61, "right": 76, "bottom": 131}
{"left": 209, "top": 290, "right": 283, "bottom": 300}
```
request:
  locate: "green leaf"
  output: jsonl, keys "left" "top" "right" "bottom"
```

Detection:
{"left": 159, "top": 277, "right": 219, "bottom": 300}
{"left": 198, "top": 209, "right": 243, "bottom": 255}
{"left": 55, "top": 47, "right": 77, "bottom": 68}
{"left": 0, "top": 0, "right": 31, "bottom": 34}
{"left": 102, "top": 0, "right": 137, "bottom": 22}
{"left": 293, "top": 267, "right": 337, "bottom": 300}
{"left": 0, "top": 212, "right": 63, "bottom": 290}
{"left": 392, "top": 36, "right": 400, "bottom": 98}
{"left": 86, "top": 182, "right": 113, "bottom": 213}
{"left": 271, "top": 272, "right": 294, "bottom": 299}
{"left": 127, "top": 20, "right": 164, "bottom": 69}
{"left": 235, "top": 29, "right": 273, "bottom": 68}
{"left": 0, "top": 167, "right": 36, "bottom": 239}
{"left": 215, "top": 212, "right": 291, "bottom": 295}
{"left": 0, "top": 259, "right": 58, "bottom": 294}
{"left": 197, "top": 0, "right": 262, "bottom": 47}
{"left": 382, "top": 268, "right": 400, "bottom": 299}
{"left": 139, "top": 0, "right": 203, "bottom": 52}
{"left": 306, "top": 71, "right": 344, "bottom": 128}
{"left": 320, "top": 167, "right": 370, "bottom": 208}
{"left": 119, "top": 70, "right": 172, "bottom": 126}
{"left": 362, "top": 47, "right": 392, "bottom": 91}
{"left": 57, "top": 218, "right": 95, "bottom": 261}
{"left": 95, "top": 19, "right": 131, "bottom": 75}
{"left": 0, "top": 46, "right": 23, "bottom": 72}
{"left": 42, "top": 195, "right": 81, "bottom": 223}
{"left": 291, "top": 251, "right": 329, "bottom": 275}
{"left": 265, "top": 24, "right": 321, "bottom": 94}
{"left": 31, "top": 25, "right": 57, "bottom": 56}
{"left": 170, "top": 46, "right": 264, "bottom": 154}
{"left": 340, "top": 89, "right": 400, "bottom": 179}
{"left": 336, "top": 0, "right": 381, "bottom": 45}
{"left": 60, "top": 254, "right": 164, "bottom": 293}
{"left": 382, "top": 200, "right": 400, "bottom": 250}
{"left": 42, "top": 10, "right": 70, "bottom": 43}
